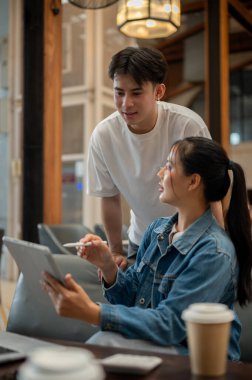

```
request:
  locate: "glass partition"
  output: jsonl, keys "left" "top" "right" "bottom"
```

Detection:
{"left": 61, "top": 2, "right": 135, "bottom": 226}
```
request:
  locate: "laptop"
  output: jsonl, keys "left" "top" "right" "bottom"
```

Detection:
{"left": 0, "top": 331, "right": 63, "bottom": 364}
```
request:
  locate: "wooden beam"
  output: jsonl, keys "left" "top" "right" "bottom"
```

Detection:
{"left": 228, "top": 0, "right": 252, "bottom": 34}
{"left": 162, "top": 43, "right": 183, "bottom": 62}
{"left": 230, "top": 56, "right": 252, "bottom": 70}
{"left": 182, "top": 1, "right": 205, "bottom": 14}
{"left": 160, "top": 29, "right": 252, "bottom": 64}
{"left": 156, "top": 22, "right": 204, "bottom": 50}
{"left": 205, "top": 0, "right": 230, "bottom": 150}
{"left": 43, "top": 0, "right": 62, "bottom": 223}
{"left": 230, "top": 31, "right": 252, "bottom": 53}
{"left": 220, "top": 0, "right": 230, "bottom": 151}
{"left": 166, "top": 82, "right": 199, "bottom": 98}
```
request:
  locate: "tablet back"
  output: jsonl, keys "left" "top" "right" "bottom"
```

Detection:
{"left": 2, "top": 236, "right": 65, "bottom": 292}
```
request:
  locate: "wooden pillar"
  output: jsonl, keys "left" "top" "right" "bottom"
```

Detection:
{"left": 205, "top": 0, "right": 229, "bottom": 149}
{"left": 43, "top": 0, "right": 62, "bottom": 223}
{"left": 22, "top": 0, "right": 62, "bottom": 242}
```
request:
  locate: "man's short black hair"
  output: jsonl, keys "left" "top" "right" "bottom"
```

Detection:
{"left": 108, "top": 46, "right": 168, "bottom": 86}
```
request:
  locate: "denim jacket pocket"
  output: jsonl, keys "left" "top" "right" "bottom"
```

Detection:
{"left": 136, "top": 260, "right": 146, "bottom": 273}
{"left": 158, "top": 274, "right": 177, "bottom": 297}
{"left": 136, "top": 256, "right": 156, "bottom": 273}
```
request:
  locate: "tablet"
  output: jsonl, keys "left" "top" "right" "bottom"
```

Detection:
{"left": 3, "top": 236, "right": 66, "bottom": 286}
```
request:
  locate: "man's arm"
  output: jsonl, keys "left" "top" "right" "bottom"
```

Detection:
{"left": 101, "top": 194, "right": 124, "bottom": 256}
{"left": 101, "top": 195, "right": 128, "bottom": 270}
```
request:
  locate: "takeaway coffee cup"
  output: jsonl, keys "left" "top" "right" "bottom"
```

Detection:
{"left": 18, "top": 346, "right": 105, "bottom": 380}
{"left": 182, "top": 303, "right": 234, "bottom": 377}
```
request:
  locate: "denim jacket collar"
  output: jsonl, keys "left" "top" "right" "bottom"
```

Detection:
{"left": 154, "top": 208, "right": 214, "bottom": 256}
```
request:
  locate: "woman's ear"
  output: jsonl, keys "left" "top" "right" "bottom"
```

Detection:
{"left": 188, "top": 173, "right": 201, "bottom": 191}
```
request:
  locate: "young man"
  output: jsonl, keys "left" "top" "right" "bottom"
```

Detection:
{"left": 86, "top": 46, "right": 211, "bottom": 268}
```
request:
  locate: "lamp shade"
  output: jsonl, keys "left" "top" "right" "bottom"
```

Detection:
{"left": 117, "top": 0, "right": 181, "bottom": 39}
{"left": 69, "top": 0, "right": 119, "bottom": 9}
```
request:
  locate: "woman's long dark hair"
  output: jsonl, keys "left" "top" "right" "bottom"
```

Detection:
{"left": 173, "top": 137, "right": 252, "bottom": 306}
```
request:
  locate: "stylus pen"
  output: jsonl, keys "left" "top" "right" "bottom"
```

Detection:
{"left": 63, "top": 241, "right": 108, "bottom": 248}
{"left": 63, "top": 240, "right": 129, "bottom": 248}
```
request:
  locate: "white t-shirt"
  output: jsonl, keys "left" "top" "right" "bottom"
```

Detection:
{"left": 86, "top": 101, "right": 211, "bottom": 245}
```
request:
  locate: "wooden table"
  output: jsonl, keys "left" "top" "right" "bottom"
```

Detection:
{"left": 0, "top": 341, "right": 252, "bottom": 380}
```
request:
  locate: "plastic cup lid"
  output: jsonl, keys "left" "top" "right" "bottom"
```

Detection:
{"left": 18, "top": 347, "right": 105, "bottom": 380}
{"left": 181, "top": 303, "right": 234, "bottom": 324}
{"left": 27, "top": 347, "right": 94, "bottom": 372}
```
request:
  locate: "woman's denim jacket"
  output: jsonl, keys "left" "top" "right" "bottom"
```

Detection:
{"left": 100, "top": 209, "right": 241, "bottom": 360}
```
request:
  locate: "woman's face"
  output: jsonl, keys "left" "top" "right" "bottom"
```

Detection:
{"left": 158, "top": 146, "right": 192, "bottom": 206}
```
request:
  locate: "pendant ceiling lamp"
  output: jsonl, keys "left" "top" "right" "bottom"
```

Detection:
{"left": 69, "top": 0, "right": 119, "bottom": 9}
{"left": 117, "top": 0, "right": 181, "bottom": 39}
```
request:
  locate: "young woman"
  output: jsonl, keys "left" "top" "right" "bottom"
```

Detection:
{"left": 43, "top": 137, "right": 252, "bottom": 361}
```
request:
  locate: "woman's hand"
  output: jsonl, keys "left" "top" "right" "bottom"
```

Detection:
{"left": 42, "top": 272, "right": 100, "bottom": 324}
{"left": 77, "top": 233, "right": 118, "bottom": 285}
{"left": 77, "top": 234, "right": 111, "bottom": 267}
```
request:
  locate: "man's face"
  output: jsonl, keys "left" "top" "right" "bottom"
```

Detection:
{"left": 113, "top": 73, "right": 160, "bottom": 134}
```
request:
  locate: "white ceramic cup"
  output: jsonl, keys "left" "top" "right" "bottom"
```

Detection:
{"left": 18, "top": 346, "right": 105, "bottom": 380}
{"left": 182, "top": 303, "right": 234, "bottom": 377}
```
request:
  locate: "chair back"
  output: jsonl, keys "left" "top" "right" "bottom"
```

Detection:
{"left": 93, "top": 224, "right": 107, "bottom": 241}
{"left": 235, "top": 301, "right": 252, "bottom": 362}
{"left": 0, "top": 228, "right": 4, "bottom": 256}
{"left": 7, "top": 254, "right": 106, "bottom": 341}
{"left": 93, "top": 224, "right": 129, "bottom": 255}
{"left": 38, "top": 224, "right": 92, "bottom": 255}
{"left": 0, "top": 228, "right": 7, "bottom": 329}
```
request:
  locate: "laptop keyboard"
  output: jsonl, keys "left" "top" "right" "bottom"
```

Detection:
{"left": 0, "top": 371, "right": 17, "bottom": 380}
{"left": 0, "top": 346, "right": 18, "bottom": 379}
{"left": 0, "top": 346, "right": 17, "bottom": 355}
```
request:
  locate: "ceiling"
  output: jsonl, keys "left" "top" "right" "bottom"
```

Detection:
{"left": 137, "top": 0, "right": 252, "bottom": 103}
